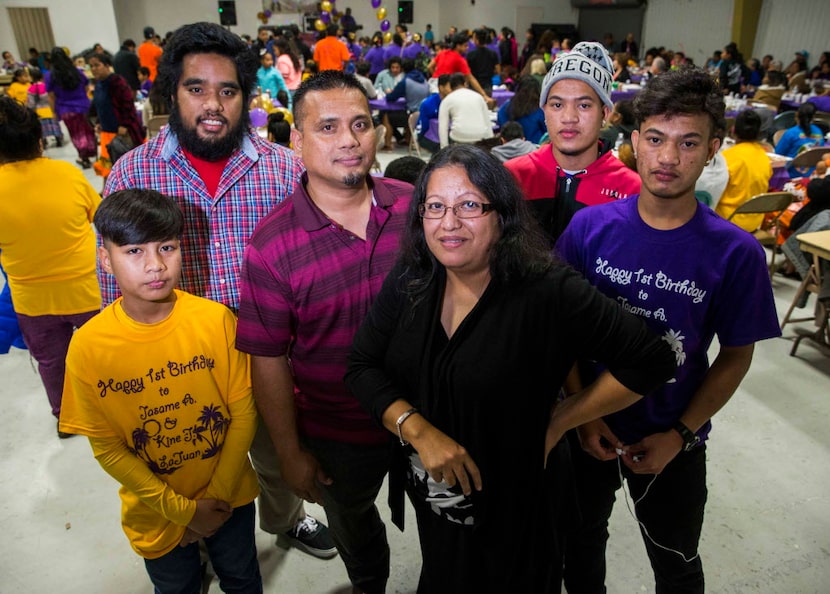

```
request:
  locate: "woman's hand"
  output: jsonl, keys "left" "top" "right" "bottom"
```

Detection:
{"left": 413, "top": 426, "right": 482, "bottom": 496}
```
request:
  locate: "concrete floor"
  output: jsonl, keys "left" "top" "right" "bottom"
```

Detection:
{"left": 1, "top": 138, "right": 829, "bottom": 593}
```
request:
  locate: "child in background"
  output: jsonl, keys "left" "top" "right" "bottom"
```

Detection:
{"left": 301, "top": 59, "right": 318, "bottom": 82}
{"left": 59, "top": 189, "right": 262, "bottom": 593}
{"left": 256, "top": 49, "right": 291, "bottom": 110}
{"left": 27, "top": 68, "right": 64, "bottom": 147}
{"left": 275, "top": 89, "right": 290, "bottom": 110}
{"left": 7, "top": 67, "right": 31, "bottom": 104}
{"left": 137, "top": 66, "right": 152, "bottom": 98}
{"left": 266, "top": 111, "right": 291, "bottom": 147}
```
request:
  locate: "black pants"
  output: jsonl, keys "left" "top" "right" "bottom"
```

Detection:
{"left": 564, "top": 432, "right": 707, "bottom": 594}
{"left": 303, "top": 437, "right": 393, "bottom": 594}
{"left": 417, "top": 133, "right": 439, "bottom": 153}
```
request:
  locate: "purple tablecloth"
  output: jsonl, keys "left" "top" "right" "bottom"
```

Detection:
{"left": 368, "top": 97, "right": 406, "bottom": 111}
{"left": 611, "top": 89, "right": 640, "bottom": 103}
{"left": 426, "top": 119, "right": 440, "bottom": 144}
{"left": 769, "top": 166, "right": 791, "bottom": 191}
{"left": 492, "top": 89, "right": 514, "bottom": 107}
{"left": 381, "top": 90, "right": 511, "bottom": 116}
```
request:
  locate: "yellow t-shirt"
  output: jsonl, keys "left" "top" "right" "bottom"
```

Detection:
{"left": 0, "top": 158, "right": 101, "bottom": 315}
{"left": 7, "top": 81, "right": 30, "bottom": 104}
{"left": 60, "top": 290, "right": 259, "bottom": 559}
{"left": 716, "top": 141, "right": 773, "bottom": 232}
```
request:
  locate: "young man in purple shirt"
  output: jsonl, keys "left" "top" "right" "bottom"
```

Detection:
{"left": 236, "top": 71, "right": 412, "bottom": 594}
{"left": 557, "top": 68, "right": 781, "bottom": 593}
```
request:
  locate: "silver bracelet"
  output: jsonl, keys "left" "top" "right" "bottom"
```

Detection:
{"left": 395, "top": 407, "right": 418, "bottom": 447}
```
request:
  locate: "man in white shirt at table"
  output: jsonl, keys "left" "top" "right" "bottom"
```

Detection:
{"left": 438, "top": 73, "right": 494, "bottom": 148}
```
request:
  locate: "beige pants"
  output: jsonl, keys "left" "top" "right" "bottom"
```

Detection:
{"left": 249, "top": 417, "right": 305, "bottom": 533}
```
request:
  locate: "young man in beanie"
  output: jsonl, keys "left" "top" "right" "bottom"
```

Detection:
{"left": 504, "top": 41, "right": 640, "bottom": 245}
{"left": 556, "top": 67, "right": 780, "bottom": 594}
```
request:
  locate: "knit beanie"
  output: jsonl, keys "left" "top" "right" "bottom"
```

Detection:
{"left": 539, "top": 41, "right": 614, "bottom": 110}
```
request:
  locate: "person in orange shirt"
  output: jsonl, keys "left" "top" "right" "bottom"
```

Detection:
{"left": 137, "top": 26, "right": 163, "bottom": 82}
{"left": 313, "top": 24, "right": 351, "bottom": 72}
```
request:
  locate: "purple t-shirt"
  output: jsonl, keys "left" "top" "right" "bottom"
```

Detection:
{"left": 402, "top": 42, "right": 426, "bottom": 61}
{"left": 807, "top": 94, "right": 830, "bottom": 113}
{"left": 383, "top": 44, "right": 403, "bottom": 63}
{"left": 46, "top": 71, "right": 91, "bottom": 117}
{"left": 557, "top": 196, "right": 781, "bottom": 444}
{"left": 364, "top": 46, "right": 386, "bottom": 75}
{"left": 236, "top": 174, "right": 412, "bottom": 445}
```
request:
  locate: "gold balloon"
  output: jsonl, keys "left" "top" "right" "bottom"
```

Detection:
{"left": 320, "top": 0, "right": 332, "bottom": 12}
{"left": 273, "top": 107, "right": 294, "bottom": 126}
{"left": 314, "top": 18, "right": 326, "bottom": 31}
{"left": 250, "top": 94, "right": 274, "bottom": 113}
{"left": 383, "top": 31, "right": 392, "bottom": 44}
{"left": 376, "top": 7, "right": 386, "bottom": 20}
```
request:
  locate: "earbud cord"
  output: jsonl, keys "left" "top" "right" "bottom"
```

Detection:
{"left": 616, "top": 456, "right": 700, "bottom": 563}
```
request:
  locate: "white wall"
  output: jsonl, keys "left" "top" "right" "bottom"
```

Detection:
{"left": 111, "top": 0, "right": 304, "bottom": 45}
{"left": 754, "top": 0, "right": 830, "bottom": 68}
{"left": 641, "top": 0, "right": 734, "bottom": 66}
{"left": 1, "top": 0, "right": 828, "bottom": 70}
{"left": 0, "top": 0, "right": 119, "bottom": 58}
{"left": 330, "top": 0, "right": 577, "bottom": 41}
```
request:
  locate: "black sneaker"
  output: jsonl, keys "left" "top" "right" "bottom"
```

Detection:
{"left": 279, "top": 515, "right": 338, "bottom": 559}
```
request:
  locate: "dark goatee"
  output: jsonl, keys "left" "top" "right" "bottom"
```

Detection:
{"left": 342, "top": 173, "right": 365, "bottom": 187}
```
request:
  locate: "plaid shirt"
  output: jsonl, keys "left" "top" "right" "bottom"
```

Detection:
{"left": 102, "top": 126, "right": 303, "bottom": 310}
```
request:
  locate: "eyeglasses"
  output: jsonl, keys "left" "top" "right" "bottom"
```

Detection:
{"left": 418, "top": 200, "right": 495, "bottom": 219}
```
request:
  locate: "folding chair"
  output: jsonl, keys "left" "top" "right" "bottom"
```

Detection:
{"left": 408, "top": 111, "right": 422, "bottom": 158}
{"left": 146, "top": 115, "right": 169, "bottom": 139}
{"left": 372, "top": 124, "right": 386, "bottom": 173}
{"left": 790, "top": 146, "right": 829, "bottom": 170}
{"left": 727, "top": 192, "right": 794, "bottom": 276}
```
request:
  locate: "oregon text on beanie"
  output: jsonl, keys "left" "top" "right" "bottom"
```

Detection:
{"left": 539, "top": 41, "right": 614, "bottom": 110}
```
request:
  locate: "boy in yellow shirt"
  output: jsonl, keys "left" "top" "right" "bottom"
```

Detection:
{"left": 59, "top": 189, "right": 262, "bottom": 593}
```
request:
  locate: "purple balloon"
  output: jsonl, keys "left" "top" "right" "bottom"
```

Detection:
{"left": 263, "top": 9, "right": 272, "bottom": 17}
{"left": 250, "top": 108, "right": 268, "bottom": 128}
{"left": 320, "top": 10, "right": 331, "bottom": 23}
{"left": 371, "top": 0, "right": 381, "bottom": 8}
{"left": 380, "top": 19, "right": 391, "bottom": 32}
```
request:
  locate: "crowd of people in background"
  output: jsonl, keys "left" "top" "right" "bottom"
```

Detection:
{"left": 0, "top": 9, "right": 828, "bottom": 594}
{"left": 5, "top": 16, "right": 829, "bottom": 166}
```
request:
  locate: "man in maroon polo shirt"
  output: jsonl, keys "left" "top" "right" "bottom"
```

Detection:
{"left": 236, "top": 71, "right": 412, "bottom": 594}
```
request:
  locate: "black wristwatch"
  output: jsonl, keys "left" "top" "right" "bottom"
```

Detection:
{"left": 673, "top": 421, "right": 700, "bottom": 452}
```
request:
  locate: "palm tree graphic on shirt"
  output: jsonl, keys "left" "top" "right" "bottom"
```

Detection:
{"left": 663, "top": 328, "right": 687, "bottom": 366}
{"left": 128, "top": 403, "right": 230, "bottom": 474}
{"left": 191, "top": 404, "right": 230, "bottom": 458}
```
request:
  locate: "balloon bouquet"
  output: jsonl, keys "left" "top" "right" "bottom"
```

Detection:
{"left": 249, "top": 0, "right": 394, "bottom": 129}
{"left": 250, "top": 91, "right": 293, "bottom": 129}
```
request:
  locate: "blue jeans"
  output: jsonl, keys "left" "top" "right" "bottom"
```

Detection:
{"left": 303, "top": 437, "right": 393, "bottom": 594}
{"left": 564, "top": 432, "right": 707, "bottom": 594}
{"left": 144, "top": 501, "right": 262, "bottom": 594}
